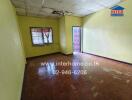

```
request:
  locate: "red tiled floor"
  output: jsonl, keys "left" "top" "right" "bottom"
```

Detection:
{"left": 21, "top": 53, "right": 132, "bottom": 100}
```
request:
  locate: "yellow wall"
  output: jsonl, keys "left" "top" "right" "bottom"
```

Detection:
{"left": 59, "top": 16, "right": 82, "bottom": 54}
{"left": 83, "top": 1, "right": 132, "bottom": 63}
{"left": 59, "top": 16, "right": 67, "bottom": 54}
{"left": 18, "top": 16, "right": 60, "bottom": 58}
{"left": 0, "top": 0, "right": 25, "bottom": 100}
{"left": 65, "top": 16, "right": 82, "bottom": 54}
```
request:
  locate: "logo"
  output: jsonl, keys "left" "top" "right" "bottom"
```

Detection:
{"left": 111, "top": 5, "right": 125, "bottom": 16}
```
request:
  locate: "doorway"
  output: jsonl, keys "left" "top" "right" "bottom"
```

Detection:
{"left": 72, "top": 26, "right": 81, "bottom": 53}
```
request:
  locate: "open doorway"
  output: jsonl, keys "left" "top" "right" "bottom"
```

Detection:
{"left": 72, "top": 26, "right": 81, "bottom": 53}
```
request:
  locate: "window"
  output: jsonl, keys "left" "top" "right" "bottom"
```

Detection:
{"left": 31, "top": 27, "right": 53, "bottom": 45}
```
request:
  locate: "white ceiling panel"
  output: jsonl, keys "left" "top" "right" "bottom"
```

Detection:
{"left": 11, "top": 0, "right": 25, "bottom": 8}
{"left": 27, "top": 7, "right": 40, "bottom": 13}
{"left": 98, "top": 0, "right": 120, "bottom": 8}
{"left": 11, "top": 0, "right": 122, "bottom": 18}
{"left": 39, "top": 11, "right": 49, "bottom": 16}
{"left": 16, "top": 7, "right": 26, "bottom": 15}
{"left": 16, "top": 7, "right": 25, "bottom": 12}
{"left": 26, "top": 0, "right": 43, "bottom": 8}
{"left": 41, "top": 8, "right": 53, "bottom": 14}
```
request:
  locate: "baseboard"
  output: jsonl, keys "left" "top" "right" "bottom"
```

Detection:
{"left": 82, "top": 52, "right": 132, "bottom": 65}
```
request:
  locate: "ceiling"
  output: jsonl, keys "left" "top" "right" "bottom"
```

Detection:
{"left": 11, "top": 0, "right": 123, "bottom": 18}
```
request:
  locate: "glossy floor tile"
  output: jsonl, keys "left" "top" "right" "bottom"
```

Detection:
{"left": 21, "top": 53, "right": 132, "bottom": 100}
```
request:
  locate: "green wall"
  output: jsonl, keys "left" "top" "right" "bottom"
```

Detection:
{"left": 83, "top": 1, "right": 132, "bottom": 63}
{"left": 0, "top": 0, "right": 25, "bottom": 100}
{"left": 59, "top": 16, "right": 82, "bottom": 54}
{"left": 18, "top": 16, "right": 60, "bottom": 58}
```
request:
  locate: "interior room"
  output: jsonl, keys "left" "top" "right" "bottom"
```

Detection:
{"left": 0, "top": 0, "right": 132, "bottom": 100}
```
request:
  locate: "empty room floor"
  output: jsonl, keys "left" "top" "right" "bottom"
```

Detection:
{"left": 22, "top": 53, "right": 132, "bottom": 100}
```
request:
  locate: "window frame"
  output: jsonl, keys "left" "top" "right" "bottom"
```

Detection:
{"left": 30, "top": 27, "right": 54, "bottom": 46}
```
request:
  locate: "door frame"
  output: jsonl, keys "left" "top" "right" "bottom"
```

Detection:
{"left": 72, "top": 26, "right": 82, "bottom": 53}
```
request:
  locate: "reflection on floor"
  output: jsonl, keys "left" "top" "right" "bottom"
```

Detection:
{"left": 22, "top": 53, "right": 132, "bottom": 100}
